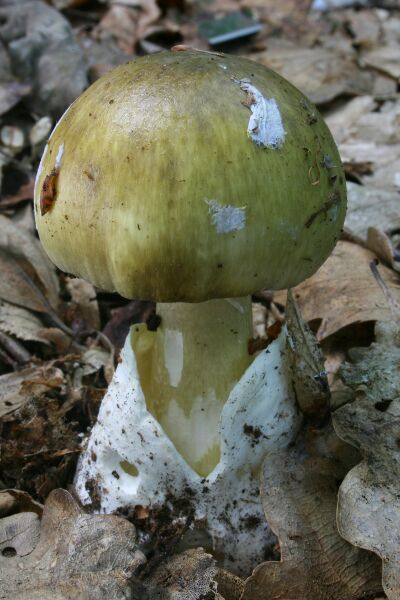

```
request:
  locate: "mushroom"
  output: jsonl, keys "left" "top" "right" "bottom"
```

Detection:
{"left": 34, "top": 49, "right": 346, "bottom": 574}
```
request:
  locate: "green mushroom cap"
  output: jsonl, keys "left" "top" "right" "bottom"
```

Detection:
{"left": 34, "top": 49, "right": 346, "bottom": 302}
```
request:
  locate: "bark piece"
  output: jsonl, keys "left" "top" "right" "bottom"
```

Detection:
{"left": 334, "top": 321, "right": 400, "bottom": 600}
{"left": 0, "top": 489, "right": 146, "bottom": 600}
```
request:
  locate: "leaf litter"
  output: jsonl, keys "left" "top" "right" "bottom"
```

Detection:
{"left": 0, "top": 0, "right": 399, "bottom": 597}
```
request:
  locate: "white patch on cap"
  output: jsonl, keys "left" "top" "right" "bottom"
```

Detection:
{"left": 205, "top": 199, "right": 246, "bottom": 234}
{"left": 239, "top": 80, "right": 286, "bottom": 149}
{"left": 55, "top": 142, "right": 64, "bottom": 168}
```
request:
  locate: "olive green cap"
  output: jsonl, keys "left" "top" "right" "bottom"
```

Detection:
{"left": 34, "top": 49, "right": 346, "bottom": 302}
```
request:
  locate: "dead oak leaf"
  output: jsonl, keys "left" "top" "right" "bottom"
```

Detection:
{"left": 0, "top": 301, "right": 50, "bottom": 344}
{"left": 334, "top": 320, "right": 400, "bottom": 600}
{"left": 0, "top": 489, "right": 146, "bottom": 600}
{"left": 274, "top": 241, "right": 400, "bottom": 341}
{"left": 93, "top": 0, "right": 161, "bottom": 55}
{"left": 0, "top": 214, "right": 59, "bottom": 312}
{"left": 243, "top": 425, "right": 382, "bottom": 600}
{"left": 251, "top": 44, "right": 365, "bottom": 105}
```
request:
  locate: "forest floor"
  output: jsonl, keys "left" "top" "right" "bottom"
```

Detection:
{"left": 0, "top": 0, "right": 399, "bottom": 598}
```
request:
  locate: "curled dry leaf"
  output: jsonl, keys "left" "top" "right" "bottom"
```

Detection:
{"left": 274, "top": 241, "right": 400, "bottom": 341}
{"left": 334, "top": 320, "right": 400, "bottom": 599}
{"left": 0, "top": 488, "right": 146, "bottom": 600}
{"left": 252, "top": 302, "right": 267, "bottom": 339}
{"left": 285, "top": 290, "right": 330, "bottom": 419}
{"left": 76, "top": 346, "right": 115, "bottom": 386}
{"left": 243, "top": 424, "right": 382, "bottom": 600}
{"left": 65, "top": 277, "right": 100, "bottom": 331}
{"left": 344, "top": 182, "right": 400, "bottom": 270}
{"left": 0, "top": 489, "right": 43, "bottom": 518}
{"left": 367, "top": 227, "right": 398, "bottom": 271}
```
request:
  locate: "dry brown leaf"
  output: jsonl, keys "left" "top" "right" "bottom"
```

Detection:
{"left": 345, "top": 182, "right": 400, "bottom": 239}
{"left": 93, "top": 0, "right": 161, "bottom": 54}
{"left": 252, "top": 44, "right": 368, "bottom": 105}
{"left": 65, "top": 277, "right": 100, "bottom": 331}
{"left": 0, "top": 301, "right": 49, "bottom": 344}
{"left": 35, "top": 327, "right": 72, "bottom": 354}
{"left": 274, "top": 241, "right": 400, "bottom": 341}
{"left": 0, "top": 215, "right": 59, "bottom": 311}
{"left": 243, "top": 423, "right": 382, "bottom": 600}
{"left": 0, "top": 365, "right": 64, "bottom": 418}
{"left": 367, "top": 227, "right": 397, "bottom": 269}
{"left": 0, "top": 488, "right": 146, "bottom": 599}
{"left": 326, "top": 96, "right": 377, "bottom": 145}
{"left": 0, "top": 489, "right": 43, "bottom": 518}
{"left": 362, "top": 46, "right": 400, "bottom": 80}
{"left": 334, "top": 321, "right": 400, "bottom": 599}
{"left": 0, "top": 178, "right": 34, "bottom": 209}
{"left": 327, "top": 99, "right": 400, "bottom": 191}
{"left": 76, "top": 346, "right": 115, "bottom": 385}
{"left": 343, "top": 8, "right": 382, "bottom": 49}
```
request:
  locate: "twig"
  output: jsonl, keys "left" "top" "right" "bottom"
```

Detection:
{"left": 0, "top": 330, "right": 31, "bottom": 364}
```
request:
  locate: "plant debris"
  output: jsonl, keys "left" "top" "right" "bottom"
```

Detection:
{"left": 334, "top": 320, "right": 400, "bottom": 600}
{"left": 0, "top": 488, "right": 146, "bottom": 599}
{"left": 0, "top": 0, "right": 399, "bottom": 596}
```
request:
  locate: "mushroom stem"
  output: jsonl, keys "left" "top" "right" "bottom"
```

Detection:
{"left": 131, "top": 296, "right": 253, "bottom": 477}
